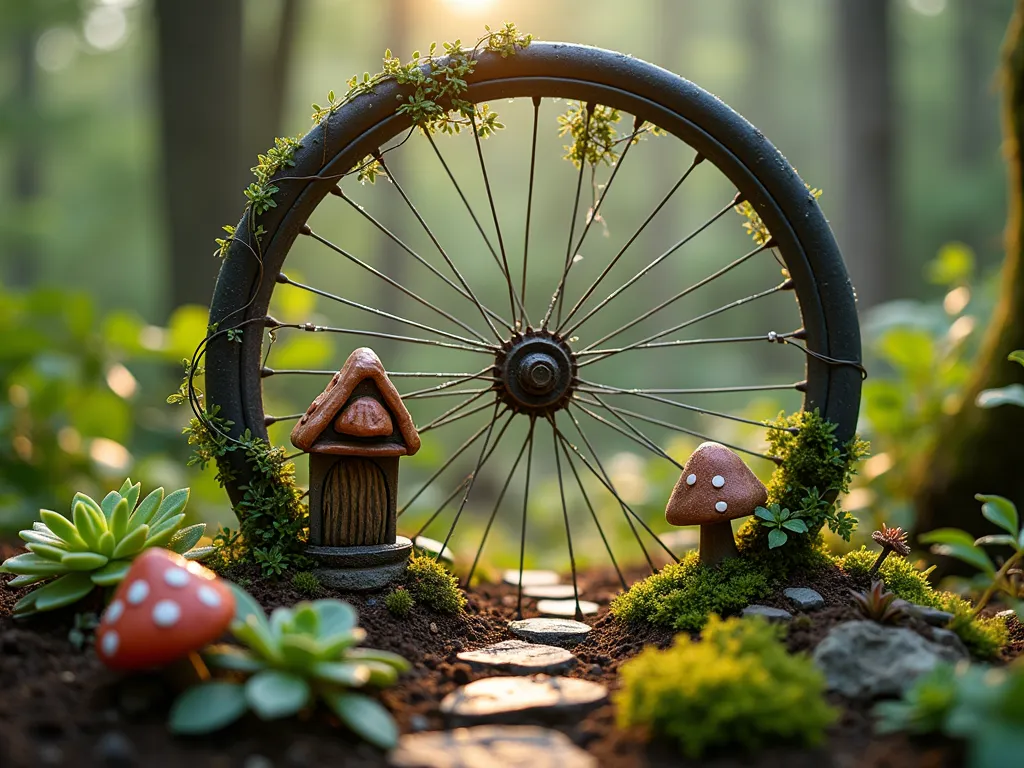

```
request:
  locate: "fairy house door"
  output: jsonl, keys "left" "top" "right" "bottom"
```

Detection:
{"left": 289, "top": 348, "right": 420, "bottom": 549}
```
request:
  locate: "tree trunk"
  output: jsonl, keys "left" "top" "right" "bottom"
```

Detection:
{"left": 835, "top": 0, "right": 894, "bottom": 308}
{"left": 912, "top": 0, "right": 1024, "bottom": 563}
{"left": 155, "top": 0, "right": 246, "bottom": 311}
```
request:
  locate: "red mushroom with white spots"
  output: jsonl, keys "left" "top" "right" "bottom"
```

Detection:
{"left": 95, "top": 548, "right": 235, "bottom": 670}
{"left": 665, "top": 441, "right": 768, "bottom": 565}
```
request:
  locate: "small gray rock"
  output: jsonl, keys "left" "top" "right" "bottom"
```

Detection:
{"left": 389, "top": 725, "right": 596, "bottom": 768}
{"left": 783, "top": 587, "right": 825, "bottom": 611}
{"left": 813, "top": 620, "right": 969, "bottom": 699}
{"left": 915, "top": 607, "right": 955, "bottom": 626}
{"left": 503, "top": 570, "right": 561, "bottom": 587}
{"left": 741, "top": 605, "right": 793, "bottom": 622}
{"left": 440, "top": 675, "right": 608, "bottom": 727}
{"left": 243, "top": 756, "right": 273, "bottom": 768}
{"left": 522, "top": 584, "right": 578, "bottom": 600}
{"left": 930, "top": 628, "right": 970, "bottom": 657}
{"left": 408, "top": 714, "right": 430, "bottom": 733}
{"left": 458, "top": 640, "right": 576, "bottom": 675}
{"left": 536, "top": 599, "right": 599, "bottom": 618}
{"left": 314, "top": 561, "right": 407, "bottom": 591}
{"left": 997, "top": 609, "right": 1017, "bottom": 620}
{"left": 93, "top": 732, "right": 136, "bottom": 768}
{"left": 509, "top": 618, "right": 591, "bottom": 647}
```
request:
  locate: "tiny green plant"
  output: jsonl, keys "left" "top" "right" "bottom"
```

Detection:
{"left": 615, "top": 615, "right": 836, "bottom": 758}
{"left": 404, "top": 554, "right": 466, "bottom": 614}
{"left": 170, "top": 588, "right": 409, "bottom": 748}
{"left": 920, "top": 494, "right": 1024, "bottom": 620}
{"left": 384, "top": 587, "right": 415, "bottom": 617}
{"left": 754, "top": 503, "right": 808, "bottom": 549}
{"left": 1, "top": 478, "right": 209, "bottom": 617}
{"left": 291, "top": 571, "right": 323, "bottom": 598}
{"left": 850, "top": 580, "right": 906, "bottom": 625}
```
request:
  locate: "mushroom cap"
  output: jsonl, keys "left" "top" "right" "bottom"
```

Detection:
{"left": 666, "top": 441, "right": 768, "bottom": 526}
{"left": 335, "top": 396, "right": 394, "bottom": 438}
{"left": 95, "top": 548, "right": 235, "bottom": 670}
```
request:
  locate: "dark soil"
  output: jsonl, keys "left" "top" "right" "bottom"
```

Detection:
{"left": 0, "top": 547, "right": 1017, "bottom": 768}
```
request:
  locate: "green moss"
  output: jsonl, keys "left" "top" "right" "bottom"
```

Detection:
{"left": 405, "top": 554, "right": 466, "bottom": 614}
{"left": 384, "top": 587, "right": 415, "bottom": 617}
{"left": 837, "top": 548, "right": 1008, "bottom": 658}
{"left": 291, "top": 571, "right": 322, "bottom": 598}
{"left": 615, "top": 615, "right": 837, "bottom": 758}
{"left": 611, "top": 552, "right": 774, "bottom": 632}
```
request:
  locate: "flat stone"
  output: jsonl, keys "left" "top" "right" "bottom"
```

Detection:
{"left": 503, "top": 570, "right": 561, "bottom": 587}
{"left": 414, "top": 536, "right": 455, "bottom": 565}
{"left": 812, "top": 620, "right": 969, "bottom": 699}
{"left": 457, "top": 640, "right": 576, "bottom": 675}
{"left": 741, "top": 605, "right": 793, "bottom": 622}
{"left": 783, "top": 587, "right": 825, "bottom": 611}
{"left": 893, "top": 601, "right": 956, "bottom": 627}
{"left": 509, "top": 618, "right": 591, "bottom": 647}
{"left": 536, "top": 599, "right": 599, "bottom": 618}
{"left": 313, "top": 560, "right": 407, "bottom": 591}
{"left": 307, "top": 536, "right": 413, "bottom": 568}
{"left": 440, "top": 675, "right": 608, "bottom": 727}
{"left": 389, "top": 725, "right": 596, "bottom": 768}
{"left": 522, "top": 584, "right": 578, "bottom": 600}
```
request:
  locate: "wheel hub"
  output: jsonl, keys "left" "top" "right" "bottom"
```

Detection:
{"left": 494, "top": 329, "right": 577, "bottom": 416}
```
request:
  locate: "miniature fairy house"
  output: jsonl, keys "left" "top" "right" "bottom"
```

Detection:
{"left": 666, "top": 442, "right": 768, "bottom": 565}
{"left": 290, "top": 347, "right": 419, "bottom": 588}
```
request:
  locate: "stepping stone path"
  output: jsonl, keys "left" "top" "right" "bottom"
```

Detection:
{"left": 440, "top": 675, "right": 608, "bottom": 727}
{"left": 509, "top": 618, "right": 591, "bottom": 647}
{"left": 741, "top": 604, "right": 793, "bottom": 622}
{"left": 537, "top": 599, "right": 599, "bottom": 618}
{"left": 784, "top": 587, "right": 825, "bottom": 611}
{"left": 502, "top": 569, "right": 561, "bottom": 587}
{"left": 457, "top": 640, "right": 577, "bottom": 675}
{"left": 521, "top": 584, "right": 578, "bottom": 599}
{"left": 390, "top": 725, "right": 596, "bottom": 768}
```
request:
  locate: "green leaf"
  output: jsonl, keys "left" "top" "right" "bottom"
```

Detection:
{"left": 153, "top": 488, "right": 190, "bottom": 526}
{"left": 974, "top": 534, "right": 1019, "bottom": 549}
{"left": 362, "top": 661, "right": 400, "bottom": 687}
{"left": 168, "top": 523, "right": 206, "bottom": 555}
{"left": 922, "top": 529, "right": 997, "bottom": 576}
{"left": 183, "top": 546, "right": 217, "bottom": 561}
{"left": 90, "top": 560, "right": 132, "bottom": 586}
{"left": 15, "top": 572, "right": 95, "bottom": 615}
{"left": 767, "top": 528, "right": 788, "bottom": 549}
{"left": 976, "top": 384, "right": 1024, "bottom": 409}
{"left": 976, "top": 494, "right": 1019, "bottom": 537}
{"left": 245, "top": 670, "right": 311, "bottom": 720}
{"left": 293, "top": 604, "right": 320, "bottom": 636}
{"left": 754, "top": 506, "right": 775, "bottom": 522}
{"left": 108, "top": 498, "right": 130, "bottom": 540}
{"left": 1009, "top": 350, "right": 1024, "bottom": 368}
{"left": 144, "top": 514, "right": 186, "bottom": 547}
{"left": 128, "top": 487, "right": 164, "bottom": 531}
{"left": 782, "top": 518, "right": 808, "bottom": 533}
{"left": 319, "top": 628, "right": 368, "bottom": 659}
{"left": 19, "top": 529, "right": 66, "bottom": 548}
{"left": 269, "top": 606, "right": 295, "bottom": 637}
{"left": 72, "top": 501, "right": 105, "bottom": 550}
{"left": 25, "top": 542, "right": 68, "bottom": 562}
{"left": 7, "top": 574, "right": 48, "bottom": 588}
{"left": 120, "top": 479, "right": 141, "bottom": 511}
{"left": 112, "top": 525, "right": 149, "bottom": 559}
{"left": 95, "top": 530, "right": 116, "bottom": 558}
{"left": 203, "top": 645, "right": 266, "bottom": 673}
{"left": 311, "top": 661, "right": 371, "bottom": 686}
{"left": 322, "top": 692, "right": 398, "bottom": 750}
{"left": 1, "top": 552, "right": 66, "bottom": 576}
{"left": 920, "top": 528, "right": 979, "bottom": 549}
{"left": 60, "top": 551, "right": 109, "bottom": 571}
{"left": 233, "top": 616, "right": 282, "bottom": 664}
{"left": 72, "top": 491, "right": 104, "bottom": 520}
{"left": 40, "top": 509, "right": 88, "bottom": 550}
{"left": 226, "top": 581, "right": 269, "bottom": 630}
{"left": 312, "top": 599, "right": 357, "bottom": 637}
{"left": 344, "top": 648, "right": 412, "bottom": 673}
{"left": 100, "top": 491, "right": 121, "bottom": 519}
{"left": 278, "top": 633, "right": 322, "bottom": 670}
{"left": 168, "top": 682, "right": 248, "bottom": 735}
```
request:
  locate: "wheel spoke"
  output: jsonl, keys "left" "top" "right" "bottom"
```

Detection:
{"left": 416, "top": 390, "right": 491, "bottom": 433}
{"left": 466, "top": 428, "right": 532, "bottom": 588}
{"left": 373, "top": 154, "right": 508, "bottom": 342}
{"left": 333, "top": 186, "right": 513, "bottom": 336}
{"left": 548, "top": 415, "right": 582, "bottom": 619}
{"left": 417, "top": 396, "right": 496, "bottom": 434}
{"left": 277, "top": 274, "right": 496, "bottom": 350}
{"left": 271, "top": 321, "right": 492, "bottom": 355}
{"left": 398, "top": 419, "right": 494, "bottom": 517}
{"left": 542, "top": 103, "right": 592, "bottom": 330}
{"left": 400, "top": 367, "right": 496, "bottom": 399}
{"left": 516, "top": 417, "right": 537, "bottom": 618}
{"left": 573, "top": 331, "right": 801, "bottom": 358}
{"left": 581, "top": 240, "right": 772, "bottom": 351}
{"left": 578, "top": 282, "right": 789, "bottom": 367}
{"left": 521, "top": 96, "right": 541, "bottom": 327}
{"left": 404, "top": 387, "right": 494, "bottom": 400}
{"left": 556, "top": 427, "right": 627, "bottom": 590}
{"left": 564, "top": 190, "right": 737, "bottom": 339}
{"left": 301, "top": 225, "right": 491, "bottom": 344}
{"left": 577, "top": 379, "right": 803, "bottom": 395}
{"left": 571, "top": 397, "right": 683, "bottom": 470}
{"left": 558, "top": 155, "right": 703, "bottom": 335}
{"left": 470, "top": 112, "right": 526, "bottom": 324}
{"left": 566, "top": 410, "right": 655, "bottom": 572}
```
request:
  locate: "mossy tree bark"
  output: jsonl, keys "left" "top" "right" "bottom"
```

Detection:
{"left": 912, "top": 0, "right": 1024, "bottom": 564}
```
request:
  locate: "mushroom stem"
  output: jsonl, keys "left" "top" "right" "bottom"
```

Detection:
{"left": 869, "top": 547, "right": 891, "bottom": 576}
{"left": 699, "top": 521, "right": 739, "bottom": 565}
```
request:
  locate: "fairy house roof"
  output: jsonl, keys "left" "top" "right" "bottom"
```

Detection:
{"left": 289, "top": 348, "right": 420, "bottom": 457}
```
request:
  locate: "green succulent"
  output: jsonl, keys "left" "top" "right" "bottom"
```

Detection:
{"left": 1, "top": 478, "right": 209, "bottom": 617}
{"left": 170, "top": 588, "right": 409, "bottom": 749}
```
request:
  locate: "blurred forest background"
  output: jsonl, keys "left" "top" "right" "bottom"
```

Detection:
{"left": 0, "top": 0, "right": 1018, "bottom": 574}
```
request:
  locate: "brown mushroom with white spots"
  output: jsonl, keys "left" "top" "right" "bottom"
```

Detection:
{"left": 95, "top": 548, "right": 235, "bottom": 670}
{"left": 665, "top": 442, "right": 768, "bottom": 565}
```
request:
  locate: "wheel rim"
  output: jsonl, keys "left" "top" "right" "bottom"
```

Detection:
{"left": 206, "top": 42, "right": 863, "bottom": 596}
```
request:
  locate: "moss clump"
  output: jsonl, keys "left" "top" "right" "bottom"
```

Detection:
{"left": 291, "top": 571, "right": 322, "bottom": 598}
{"left": 837, "top": 548, "right": 1008, "bottom": 658}
{"left": 611, "top": 552, "right": 774, "bottom": 632}
{"left": 616, "top": 615, "right": 837, "bottom": 758}
{"left": 384, "top": 587, "right": 415, "bottom": 617}
{"left": 405, "top": 554, "right": 466, "bottom": 614}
